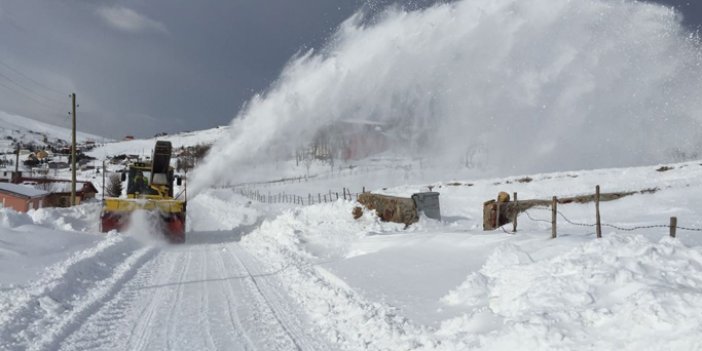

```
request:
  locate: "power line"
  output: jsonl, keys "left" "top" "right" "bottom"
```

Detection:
{"left": 0, "top": 70, "right": 64, "bottom": 105}
{"left": 0, "top": 59, "right": 65, "bottom": 96}
{"left": 0, "top": 78, "right": 60, "bottom": 111}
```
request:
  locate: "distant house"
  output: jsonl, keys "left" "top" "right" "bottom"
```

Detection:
{"left": 124, "top": 136, "right": 135, "bottom": 141}
{"left": 45, "top": 182, "right": 98, "bottom": 207}
{"left": 20, "top": 177, "right": 99, "bottom": 207}
{"left": 0, "top": 182, "right": 49, "bottom": 212}
{"left": 305, "top": 119, "right": 389, "bottom": 161}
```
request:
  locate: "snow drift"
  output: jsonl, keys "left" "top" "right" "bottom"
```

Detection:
{"left": 191, "top": 0, "right": 702, "bottom": 194}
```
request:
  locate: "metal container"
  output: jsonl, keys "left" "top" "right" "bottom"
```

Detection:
{"left": 411, "top": 192, "right": 441, "bottom": 220}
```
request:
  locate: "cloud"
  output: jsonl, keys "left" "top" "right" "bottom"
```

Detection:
{"left": 96, "top": 5, "right": 167, "bottom": 34}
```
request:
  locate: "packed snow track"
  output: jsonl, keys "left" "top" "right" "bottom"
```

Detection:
{"left": 0, "top": 231, "right": 329, "bottom": 351}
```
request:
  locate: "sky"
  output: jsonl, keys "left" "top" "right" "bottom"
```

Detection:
{"left": 0, "top": 0, "right": 700, "bottom": 139}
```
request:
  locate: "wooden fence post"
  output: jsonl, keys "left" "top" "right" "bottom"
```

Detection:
{"left": 363, "top": 186, "right": 366, "bottom": 193}
{"left": 552, "top": 196, "right": 557, "bottom": 239}
{"left": 318, "top": 193, "right": 321, "bottom": 203}
{"left": 670, "top": 217, "right": 677, "bottom": 238}
{"left": 512, "top": 192, "right": 518, "bottom": 233}
{"left": 495, "top": 195, "right": 501, "bottom": 229}
{"left": 596, "top": 185, "right": 602, "bottom": 239}
{"left": 336, "top": 192, "right": 339, "bottom": 200}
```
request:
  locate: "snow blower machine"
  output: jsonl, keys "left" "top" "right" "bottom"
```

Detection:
{"left": 100, "top": 141, "right": 187, "bottom": 243}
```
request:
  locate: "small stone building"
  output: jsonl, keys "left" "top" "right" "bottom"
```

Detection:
{"left": 0, "top": 183, "right": 49, "bottom": 212}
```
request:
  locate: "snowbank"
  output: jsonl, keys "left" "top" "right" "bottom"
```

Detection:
{"left": 439, "top": 235, "right": 702, "bottom": 350}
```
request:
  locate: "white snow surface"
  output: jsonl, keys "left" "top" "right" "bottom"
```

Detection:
{"left": 1, "top": 158, "right": 702, "bottom": 349}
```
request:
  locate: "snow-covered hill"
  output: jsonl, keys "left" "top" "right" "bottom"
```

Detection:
{"left": 86, "top": 126, "right": 228, "bottom": 159}
{"left": 0, "top": 111, "right": 104, "bottom": 152}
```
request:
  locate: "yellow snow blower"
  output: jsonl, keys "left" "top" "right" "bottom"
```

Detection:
{"left": 100, "top": 141, "right": 186, "bottom": 243}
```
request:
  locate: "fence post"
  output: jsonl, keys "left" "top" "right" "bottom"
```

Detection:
{"left": 336, "top": 192, "right": 339, "bottom": 200}
{"left": 512, "top": 192, "right": 518, "bottom": 233}
{"left": 363, "top": 186, "right": 366, "bottom": 193}
{"left": 495, "top": 195, "right": 501, "bottom": 229}
{"left": 552, "top": 196, "right": 557, "bottom": 239}
{"left": 596, "top": 185, "right": 602, "bottom": 239}
{"left": 318, "top": 193, "right": 321, "bottom": 203}
{"left": 670, "top": 217, "right": 677, "bottom": 238}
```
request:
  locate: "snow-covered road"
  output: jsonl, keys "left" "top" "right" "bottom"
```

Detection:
{"left": 2, "top": 231, "right": 330, "bottom": 351}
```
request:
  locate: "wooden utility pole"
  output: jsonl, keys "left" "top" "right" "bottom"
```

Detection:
{"left": 14, "top": 144, "right": 19, "bottom": 173}
{"left": 102, "top": 160, "right": 106, "bottom": 201}
{"left": 70, "top": 93, "right": 77, "bottom": 206}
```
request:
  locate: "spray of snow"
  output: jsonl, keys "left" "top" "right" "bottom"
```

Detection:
{"left": 190, "top": 0, "right": 702, "bottom": 195}
{"left": 124, "top": 210, "right": 168, "bottom": 246}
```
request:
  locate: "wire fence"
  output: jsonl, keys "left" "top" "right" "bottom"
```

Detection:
{"left": 239, "top": 182, "right": 702, "bottom": 239}
{"left": 501, "top": 198, "right": 702, "bottom": 239}
{"left": 237, "top": 186, "right": 367, "bottom": 206}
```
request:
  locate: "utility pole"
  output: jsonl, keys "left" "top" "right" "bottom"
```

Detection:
{"left": 102, "top": 159, "right": 106, "bottom": 201}
{"left": 14, "top": 144, "right": 19, "bottom": 183}
{"left": 14, "top": 144, "right": 19, "bottom": 173}
{"left": 70, "top": 93, "right": 77, "bottom": 206}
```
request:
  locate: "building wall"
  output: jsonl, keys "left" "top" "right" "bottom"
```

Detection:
{"left": 47, "top": 193, "right": 85, "bottom": 208}
{"left": 0, "top": 193, "right": 46, "bottom": 212}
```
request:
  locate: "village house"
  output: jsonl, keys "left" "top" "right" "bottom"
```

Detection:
{"left": 21, "top": 178, "right": 99, "bottom": 207}
{"left": 0, "top": 182, "right": 49, "bottom": 212}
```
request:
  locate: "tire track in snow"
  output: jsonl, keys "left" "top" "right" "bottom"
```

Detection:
{"left": 219, "top": 243, "right": 302, "bottom": 350}
{"left": 59, "top": 247, "right": 167, "bottom": 351}
{"left": 126, "top": 251, "right": 181, "bottom": 351}
{"left": 0, "top": 236, "right": 155, "bottom": 351}
{"left": 165, "top": 250, "right": 193, "bottom": 351}
{"left": 213, "top": 247, "right": 256, "bottom": 350}
{"left": 29, "top": 246, "right": 157, "bottom": 351}
{"left": 198, "top": 250, "right": 218, "bottom": 351}
{"left": 227, "top": 243, "right": 333, "bottom": 351}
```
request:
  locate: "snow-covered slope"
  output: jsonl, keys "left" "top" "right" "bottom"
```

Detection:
{"left": 0, "top": 111, "right": 103, "bottom": 150}
{"left": 87, "top": 126, "right": 228, "bottom": 158}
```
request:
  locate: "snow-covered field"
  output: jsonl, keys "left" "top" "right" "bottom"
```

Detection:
{"left": 2, "top": 157, "right": 702, "bottom": 350}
